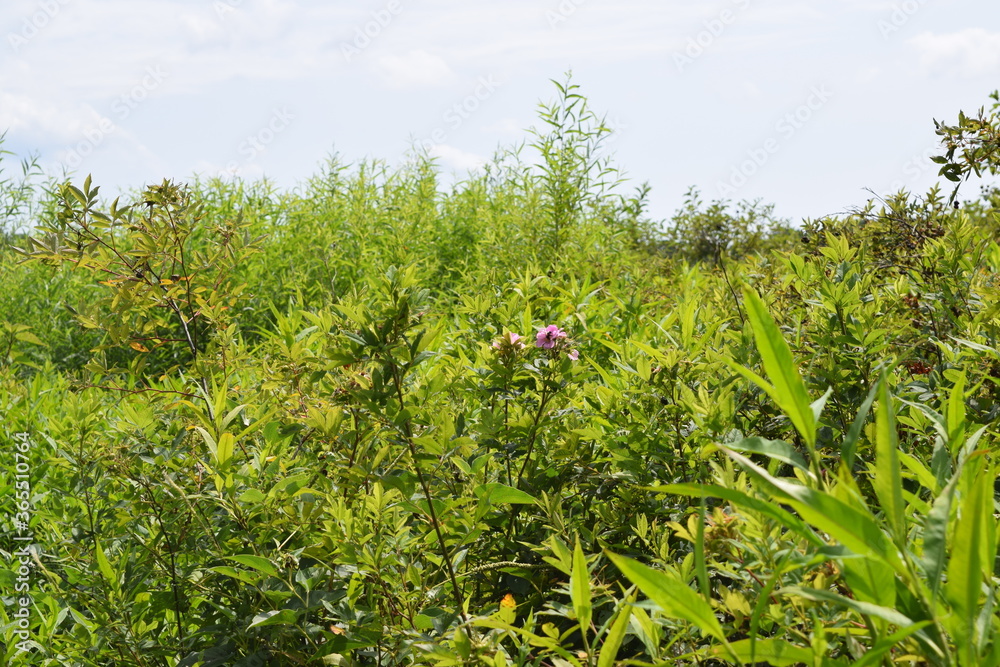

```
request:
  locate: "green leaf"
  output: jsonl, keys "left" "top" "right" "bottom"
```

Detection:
{"left": 216, "top": 432, "right": 235, "bottom": 466}
{"left": 708, "top": 638, "right": 815, "bottom": 666}
{"left": 694, "top": 498, "right": 709, "bottom": 599}
{"left": 727, "top": 437, "right": 811, "bottom": 477}
{"left": 749, "top": 551, "right": 794, "bottom": 663}
{"left": 779, "top": 586, "right": 914, "bottom": 627}
{"left": 811, "top": 386, "right": 833, "bottom": 424}
{"left": 195, "top": 426, "right": 217, "bottom": 457}
{"left": 208, "top": 565, "right": 261, "bottom": 584}
{"left": 606, "top": 552, "right": 729, "bottom": 650}
{"left": 475, "top": 483, "right": 538, "bottom": 506}
{"left": 238, "top": 489, "right": 267, "bottom": 504}
{"left": 737, "top": 287, "right": 819, "bottom": 451}
{"left": 249, "top": 609, "right": 299, "bottom": 628}
{"left": 94, "top": 539, "right": 118, "bottom": 593}
{"left": 227, "top": 554, "right": 279, "bottom": 578}
{"left": 842, "top": 381, "right": 879, "bottom": 472}
{"left": 922, "top": 471, "right": 958, "bottom": 600}
{"left": 570, "top": 537, "right": 592, "bottom": 636}
{"left": 873, "top": 377, "right": 905, "bottom": 544}
{"left": 840, "top": 555, "right": 895, "bottom": 609}
{"left": 657, "top": 483, "right": 825, "bottom": 548}
{"left": 597, "top": 594, "right": 633, "bottom": 667}
{"left": 848, "top": 623, "right": 933, "bottom": 667}
{"left": 13, "top": 331, "right": 44, "bottom": 346}
{"left": 66, "top": 184, "right": 88, "bottom": 207}
{"left": 722, "top": 449, "right": 903, "bottom": 571}
{"left": 221, "top": 403, "right": 249, "bottom": 430}
{"left": 946, "top": 372, "right": 966, "bottom": 454}
{"left": 946, "top": 462, "right": 990, "bottom": 664}
{"left": 781, "top": 586, "right": 944, "bottom": 662}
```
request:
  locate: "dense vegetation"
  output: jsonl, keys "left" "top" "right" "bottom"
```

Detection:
{"left": 2, "top": 80, "right": 1000, "bottom": 666}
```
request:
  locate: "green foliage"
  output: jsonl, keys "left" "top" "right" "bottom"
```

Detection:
{"left": 528, "top": 72, "right": 622, "bottom": 262}
{"left": 0, "top": 130, "right": 45, "bottom": 239}
{"left": 662, "top": 187, "right": 797, "bottom": 265}
{"left": 934, "top": 89, "right": 1000, "bottom": 197}
{"left": 2, "top": 82, "right": 1000, "bottom": 666}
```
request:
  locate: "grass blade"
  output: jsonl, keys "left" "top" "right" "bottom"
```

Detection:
{"left": 708, "top": 638, "right": 815, "bottom": 666}
{"left": 597, "top": 593, "right": 634, "bottom": 667}
{"left": 946, "top": 461, "right": 989, "bottom": 664}
{"left": 727, "top": 436, "right": 812, "bottom": 477}
{"left": 606, "top": 551, "right": 734, "bottom": 659}
{"left": 722, "top": 448, "right": 903, "bottom": 572}
{"left": 571, "top": 537, "right": 592, "bottom": 638}
{"left": 739, "top": 287, "right": 818, "bottom": 451}
{"left": 946, "top": 371, "right": 966, "bottom": 454}
{"left": 694, "top": 498, "right": 710, "bottom": 599}
{"left": 922, "top": 472, "right": 959, "bottom": 601}
{"left": 873, "top": 376, "right": 905, "bottom": 545}
{"left": 842, "top": 380, "right": 879, "bottom": 472}
{"left": 659, "top": 483, "right": 825, "bottom": 548}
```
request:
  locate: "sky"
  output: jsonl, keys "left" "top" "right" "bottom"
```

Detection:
{"left": 2, "top": 0, "right": 999, "bottom": 226}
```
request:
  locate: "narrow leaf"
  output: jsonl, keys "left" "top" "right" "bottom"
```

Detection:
{"left": 708, "top": 638, "right": 815, "bottom": 666}
{"left": 94, "top": 539, "right": 118, "bottom": 592}
{"left": 722, "top": 449, "right": 903, "bottom": 572}
{"left": 848, "top": 622, "right": 933, "bottom": 667}
{"left": 873, "top": 377, "right": 905, "bottom": 544}
{"left": 570, "top": 537, "right": 592, "bottom": 636}
{"left": 727, "top": 437, "right": 811, "bottom": 477}
{"left": 922, "top": 472, "right": 958, "bottom": 600}
{"left": 216, "top": 432, "right": 235, "bottom": 466}
{"left": 658, "top": 483, "right": 825, "bottom": 548}
{"left": 249, "top": 609, "right": 299, "bottom": 628}
{"left": 739, "top": 287, "right": 817, "bottom": 450}
{"left": 476, "top": 483, "right": 538, "bottom": 506}
{"left": 606, "top": 552, "right": 729, "bottom": 648}
{"left": 946, "top": 372, "right": 966, "bottom": 454}
{"left": 597, "top": 594, "right": 634, "bottom": 667}
{"left": 842, "top": 381, "right": 879, "bottom": 471}
{"left": 780, "top": 586, "right": 914, "bottom": 628}
{"left": 694, "top": 498, "right": 710, "bottom": 599}
{"left": 946, "top": 462, "right": 988, "bottom": 664}
{"left": 227, "top": 554, "right": 279, "bottom": 578}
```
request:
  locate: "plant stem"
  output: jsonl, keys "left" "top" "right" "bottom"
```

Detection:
{"left": 390, "top": 364, "right": 468, "bottom": 623}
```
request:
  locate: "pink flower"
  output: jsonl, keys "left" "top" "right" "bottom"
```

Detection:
{"left": 568, "top": 349, "right": 579, "bottom": 361}
{"left": 535, "top": 325, "right": 567, "bottom": 349}
{"left": 493, "top": 331, "right": 525, "bottom": 353}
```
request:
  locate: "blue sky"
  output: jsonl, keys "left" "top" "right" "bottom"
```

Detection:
{"left": 2, "top": 0, "right": 998, "bottom": 224}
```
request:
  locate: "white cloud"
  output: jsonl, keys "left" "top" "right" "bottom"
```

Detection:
{"left": 0, "top": 93, "right": 104, "bottom": 143}
{"left": 179, "top": 12, "right": 229, "bottom": 49}
{"left": 429, "top": 144, "right": 486, "bottom": 172}
{"left": 375, "top": 50, "right": 456, "bottom": 89}
{"left": 908, "top": 29, "right": 1000, "bottom": 78}
{"left": 484, "top": 117, "right": 525, "bottom": 138}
